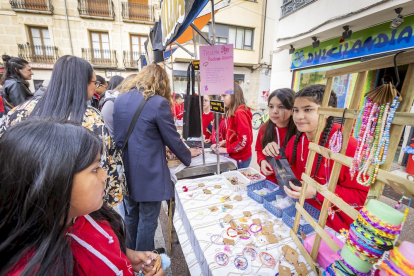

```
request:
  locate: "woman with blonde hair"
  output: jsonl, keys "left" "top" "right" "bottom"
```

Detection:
{"left": 113, "top": 64, "right": 200, "bottom": 251}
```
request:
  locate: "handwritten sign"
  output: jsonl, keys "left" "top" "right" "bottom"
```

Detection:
{"left": 200, "top": 44, "right": 234, "bottom": 95}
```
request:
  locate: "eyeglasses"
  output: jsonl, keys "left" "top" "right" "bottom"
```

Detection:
{"left": 91, "top": 80, "right": 101, "bottom": 88}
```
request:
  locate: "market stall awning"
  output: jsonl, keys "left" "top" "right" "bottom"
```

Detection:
{"left": 173, "top": 11, "right": 215, "bottom": 45}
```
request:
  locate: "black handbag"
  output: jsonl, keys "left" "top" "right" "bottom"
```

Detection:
{"left": 182, "top": 62, "right": 202, "bottom": 139}
{"left": 266, "top": 148, "right": 302, "bottom": 190}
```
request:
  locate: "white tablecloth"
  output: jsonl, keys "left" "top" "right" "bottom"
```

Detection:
{"left": 173, "top": 175, "right": 317, "bottom": 276}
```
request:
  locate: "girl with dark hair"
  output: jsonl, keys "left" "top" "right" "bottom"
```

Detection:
{"left": 213, "top": 83, "right": 253, "bottom": 169}
{"left": 0, "top": 55, "right": 33, "bottom": 113}
{"left": 0, "top": 55, "right": 126, "bottom": 208}
{"left": 256, "top": 88, "right": 296, "bottom": 183}
{"left": 0, "top": 120, "right": 164, "bottom": 276}
{"left": 266, "top": 84, "right": 368, "bottom": 231}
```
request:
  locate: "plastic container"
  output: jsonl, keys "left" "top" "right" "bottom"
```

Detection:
{"left": 246, "top": 180, "right": 279, "bottom": 204}
{"left": 282, "top": 202, "right": 320, "bottom": 235}
{"left": 222, "top": 171, "right": 251, "bottom": 192}
{"left": 238, "top": 167, "right": 266, "bottom": 184}
{"left": 263, "top": 190, "right": 297, "bottom": 218}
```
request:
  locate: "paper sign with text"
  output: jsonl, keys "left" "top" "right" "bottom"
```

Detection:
{"left": 200, "top": 44, "right": 234, "bottom": 95}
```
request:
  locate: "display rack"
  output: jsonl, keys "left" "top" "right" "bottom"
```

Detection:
{"left": 290, "top": 51, "right": 414, "bottom": 275}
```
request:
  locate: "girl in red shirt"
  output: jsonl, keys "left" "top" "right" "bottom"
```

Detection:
{"left": 256, "top": 88, "right": 296, "bottom": 183}
{"left": 265, "top": 84, "right": 368, "bottom": 232}
{"left": 202, "top": 95, "right": 214, "bottom": 140}
{"left": 213, "top": 83, "right": 253, "bottom": 169}
{"left": 0, "top": 120, "right": 164, "bottom": 276}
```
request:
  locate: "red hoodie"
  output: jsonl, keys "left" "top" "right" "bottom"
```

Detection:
{"left": 6, "top": 215, "right": 133, "bottom": 276}
{"left": 202, "top": 111, "right": 214, "bottom": 139}
{"left": 226, "top": 105, "right": 253, "bottom": 162}
{"left": 255, "top": 124, "right": 288, "bottom": 184}
{"left": 284, "top": 123, "right": 369, "bottom": 232}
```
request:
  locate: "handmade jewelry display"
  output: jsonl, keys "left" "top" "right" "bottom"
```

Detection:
{"left": 325, "top": 199, "right": 407, "bottom": 276}
{"left": 259, "top": 252, "right": 276, "bottom": 267}
{"left": 242, "top": 247, "right": 258, "bottom": 261}
{"left": 329, "top": 108, "right": 346, "bottom": 153}
{"left": 240, "top": 171, "right": 263, "bottom": 182}
{"left": 377, "top": 241, "right": 414, "bottom": 276}
{"left": 350, "top": 80, "right": 402, "bottom": 186}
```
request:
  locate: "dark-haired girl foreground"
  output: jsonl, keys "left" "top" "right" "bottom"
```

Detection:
{"left": 265, "top": 85, "right": 368, "bottom": 231}
{"left": 0, "top": 55, "right": 125, "bottom": 208}
{"left": 0, "top": 120, "right": 164, "bottom": 276}
{"left": 256, "top": 88, "right": 296, "bottom": 183}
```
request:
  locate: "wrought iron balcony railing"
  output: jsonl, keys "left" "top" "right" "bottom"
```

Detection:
{"left": 82, "top": 48, "right": 118, "bottom": 68}
{"left": 10, "top": 0, "right": 54, "bottom": 14}
{"left": 78, "top": 0, "right": 115, "bottom": 20}
{"left": 121, "top": 2, "right": 154, "bottom": 23}
{"left": 280, "top": 0, "right": 317, "bottom": 19}
{"left": 123, "top": 50, "right": 143, "bottom": 69}
{"left": 18, "top": 44, "right": 58, "bottom": 63}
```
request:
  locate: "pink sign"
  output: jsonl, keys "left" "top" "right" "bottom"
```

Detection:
{"left": 200, "top": 44, "right": 234, "bottom": 95}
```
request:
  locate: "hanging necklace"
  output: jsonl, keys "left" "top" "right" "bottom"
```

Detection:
{"left": 329, "top": 108, "right": 347, "bottom": 153}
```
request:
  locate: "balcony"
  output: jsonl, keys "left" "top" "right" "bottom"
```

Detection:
{"left": 123, "top": 50, "right": 143, "bottom": 69}
{"left": 78, "top": 0, "right": 115, "bottom": 20}
{"left": 121, "top": 2, "right": 154, "bottom": 23}
{"left": 10, "top": 0, "right": 53, "bottom": 14}
{"left": 82, "top": 48, "right": 118, "bottom": 68}
{"left": 18, "top": 44, "right": 58, "bottom": 63}
{"left": 280, "top": 0, "right": 317, "bottom": 19}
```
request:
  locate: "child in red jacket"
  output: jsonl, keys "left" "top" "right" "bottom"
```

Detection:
{"left": 213, "top": 83, "right": 253, "bottom": 169}
{"left": 172, "top": 93, "right": 184, "bottom": 120}
{"left": 202, "top": 95, "right": 214, "bottom": 140}
{"left": 264, "top": 85, "right": 368, "bottom": 232}
{"left": 1, "top": 120, "right": 164, "bottom": 276}
{"left": 256, "top": 88, "right": 297, "bottom": 184}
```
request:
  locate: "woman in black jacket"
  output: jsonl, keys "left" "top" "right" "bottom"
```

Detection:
{"left": 0, "top": 55, "right": 33, "bottom": 113}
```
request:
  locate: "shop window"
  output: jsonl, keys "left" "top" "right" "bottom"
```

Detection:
{"left": 195, "top": 25, "right": 210, "bottom": 45}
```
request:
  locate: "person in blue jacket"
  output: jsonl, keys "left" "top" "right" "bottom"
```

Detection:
{"left": 113, "top": 63, "right": 200, "bottom": 251}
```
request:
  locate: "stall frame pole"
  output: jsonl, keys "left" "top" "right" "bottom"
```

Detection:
{"left": 192, "top": 28, "right": 206, "bottom": 165}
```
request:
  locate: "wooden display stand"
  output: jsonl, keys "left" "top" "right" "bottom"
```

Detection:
{"left": 291, "top": 51, "right": 414, "bottom": 275}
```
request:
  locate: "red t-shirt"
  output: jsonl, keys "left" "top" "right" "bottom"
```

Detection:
{"left": 284, "top": 123, "right": 369, "bottom": 232}
{"left": 202, "top": 111, "right": 214, "bottom": 139}
{"left": 172, "top": 103, "right": 184, "bottom": 120}
{"left": 255, "top": 124, "right": 288, "bottom": 184}
{"left": 211, "top": 117, "right": 227, "bottom": 144}
{"left": 225, "top": 105, "right": 253, "bottom": 162}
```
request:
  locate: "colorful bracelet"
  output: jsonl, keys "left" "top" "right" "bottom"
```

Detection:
{"left": 348, "top": 229, "right": 386, "bottom": 251}
{"left": 334, "top": 261, "right": 358, "bottom": 276}
{"left": 350, "top": 223, "right": 393, "bottom": 247}
{"left": 360, "top": 208, "right": 402, "bottom": 232}
{"left": 214, "top": 252, "right": 229, "bottom": 266}
{"left": 381, "top": 259, "right": 402, "bottom": 276}
{"left": 390, "top": 250, "right": 414, "bottom": 274}
{"left": 226, "top": 227, "right": 237, "bottom": 238}
{"left": 234, "top": 255, "right": 248, "bottom": 270}
{"left": 210, "top": 234, "right": 224, "bottom": 245}
{"left": 348, "top": 230, "right": 384, "bottom": 255}
{"left": 357, "top": 214, "right": 399, "bottom": 238}
{"left": 242, "top": 247, "right": 257, "bottom": 261}
{"left": 338, "top": 260, "right": 371, "bottom": 276}
{"left": 259, "top": 252, "right": 276, "bottom": 267}
{"left": 345, "top": 242, "right": 378, "bottom": 264}
{"left": 392, "top": 247, "right": 414, "bottom": 270}
{"left": 346, "top": 239, "right": 381, "bottom": 260}
{"left": 249, "top": 223, "right": 262, "bottom": 233}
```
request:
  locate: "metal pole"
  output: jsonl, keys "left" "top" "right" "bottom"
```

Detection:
{"left": 63, "top": 0, "right": 73, "bottom": 55}
{"left": 193, "top": 28, "right": 206, "bottom": 165}
{"left": 170, "top": 46, "right": 177, "bottom": 121}
{"left": 210, "top": 0, "right": 220, "bottom": 175}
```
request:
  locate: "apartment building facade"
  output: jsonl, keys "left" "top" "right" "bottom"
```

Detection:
{"left": 0, "top": 0, "right": 159, "bottom": 91}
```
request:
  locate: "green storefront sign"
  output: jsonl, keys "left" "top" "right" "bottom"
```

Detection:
{"left": 291, "top": 15, "right": 414, "bottom": 69}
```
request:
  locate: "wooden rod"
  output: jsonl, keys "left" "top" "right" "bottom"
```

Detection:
{"left": 296, "top": 203, "right": 341, "bottom": 252}
{"left": 318, "top": 107, "right": 414, "bottom": 127}
{"left": 290, "top": 229, "right": 321, "bottom": 276}
{"left": 310, "top": 71, "right": 367, "bottom": 260}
